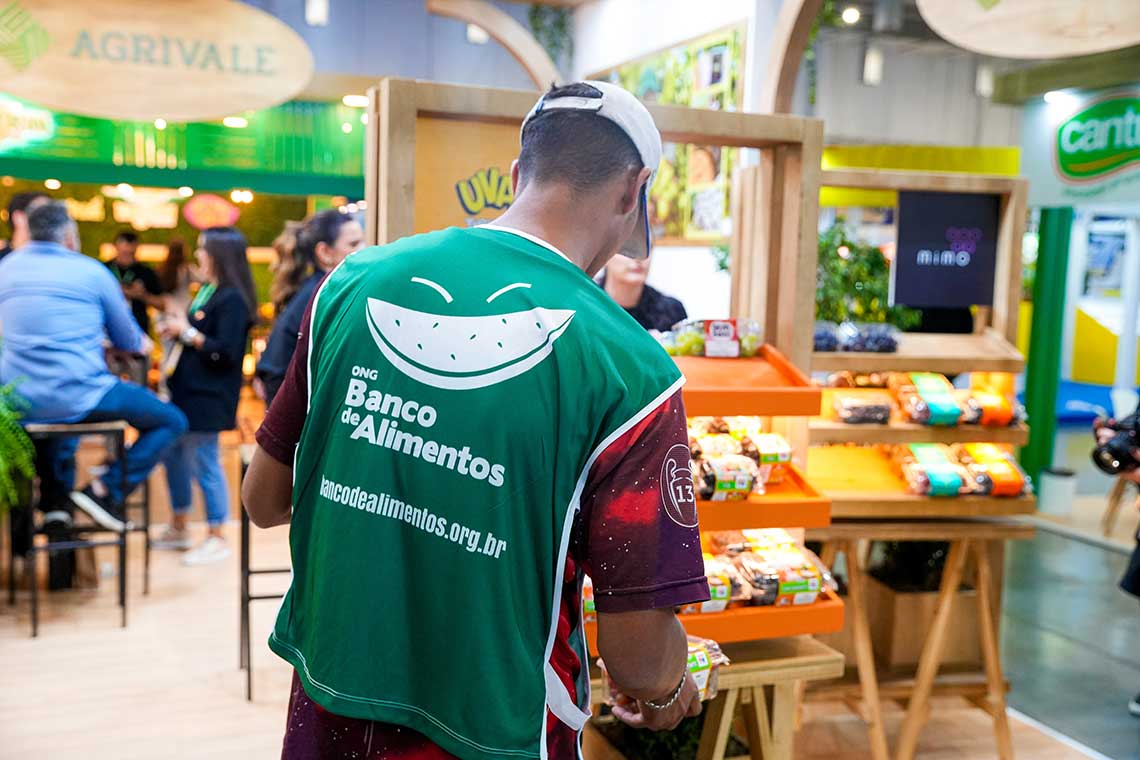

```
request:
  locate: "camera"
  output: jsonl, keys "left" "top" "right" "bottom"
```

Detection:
{"left": 1093, "top": 413, "right": 1140, "bottom": 475}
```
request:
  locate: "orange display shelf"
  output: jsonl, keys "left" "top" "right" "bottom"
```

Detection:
{"left": 697, "top": 463, "right": 831, "bottom": 531}
{"left": 807, "top": 445, "right": 1036, "bottom": 519}
{"left": 674, "top": 346, "right": 819, "bottom": 417}
{"left": 811, "top": 389, "right": 1030, "bottom": 446}
{"left": 584, "top": 589, "right": 845, "bottom": 656}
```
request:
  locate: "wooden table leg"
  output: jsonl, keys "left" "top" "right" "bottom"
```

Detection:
{"left": 697, "top": 687, "right": 739, "bottom": 760}
{"left": 894, "top": 539, "right": 969, "bottom": 760}
{"left": 741, "top": 683, "right": 797, "bottom": 760}
{"left": 975, "top": 540, "right": 1015, "bottom": 760}
{"left": 844, "top": 540, "right": 891, "bottom": 760}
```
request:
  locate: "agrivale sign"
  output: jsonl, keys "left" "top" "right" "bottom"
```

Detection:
{"left": 0, "top": 0, "right": 313, "bottom": 122}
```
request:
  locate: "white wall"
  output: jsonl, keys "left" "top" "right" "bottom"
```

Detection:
{"left": 813, "top": 30, "right": 1022, "bottom": 145}
{"left": 243, "top": 0, "right": 536, "bottom": 90}
{"left": 647, "top": 247, "right": 732, "bottom": 320}
{"left": 572, "top": 0, "right": 753, "bottom": 78}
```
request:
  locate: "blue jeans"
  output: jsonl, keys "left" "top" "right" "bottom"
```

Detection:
{"left": 163, "top": 432, "right": 230, "bottom": 527}
{"left": 85, "top": 380, "right": 188, "bottom": 503}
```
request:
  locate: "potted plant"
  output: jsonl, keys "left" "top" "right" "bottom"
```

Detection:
{"left": 0, "top": 381, "right": 36, "bottom": 518}
{"left": 816, "top": 220, "right": 921, "bottom": 329}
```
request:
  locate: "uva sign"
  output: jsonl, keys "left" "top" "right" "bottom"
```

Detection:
{"left": 1056, "top": 95, "right": 1140, "bottom": 183}
{"left": 0, "top": 0, "right": 313, "bottom": 123}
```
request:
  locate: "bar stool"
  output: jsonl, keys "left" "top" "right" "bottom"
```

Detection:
{"left": 237, "top": 443, "right": 291, "bottom": 701}
{"left": 7, "top": 420, "right": 130, "bottom": 637}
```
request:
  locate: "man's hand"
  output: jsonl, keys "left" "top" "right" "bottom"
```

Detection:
{"left": 123, "top": 280, "right": 146, "bottom": 299}
{"left": 610, "top": 672, "right": 702, "bottom": 731}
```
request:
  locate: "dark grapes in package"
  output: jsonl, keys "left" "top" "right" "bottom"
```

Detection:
{"left": 837, "top": 322, "right": 899, "bottom": 353}
{"left": 814, "top": 321, "right": 840, "bottom": 352}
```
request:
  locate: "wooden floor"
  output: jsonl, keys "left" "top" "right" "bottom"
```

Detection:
{"left": 0, "top": 526, "right": 1094, "bottom": 759}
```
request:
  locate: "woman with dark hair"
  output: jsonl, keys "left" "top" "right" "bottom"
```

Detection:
{"left": 157, "top": 238, "right": 192, "bottom": 311}
{"left": 153, "top": 226, "right": 256, "bottom": 564}
{"left": 255, "top": 210, "right": 363, "bottom": 403}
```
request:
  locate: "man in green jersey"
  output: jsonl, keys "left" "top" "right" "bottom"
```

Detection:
{"left": 245, "top": 81, "right": 709, "bottom": 759}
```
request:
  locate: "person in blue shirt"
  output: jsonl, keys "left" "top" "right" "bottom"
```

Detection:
{"left": 254, "top": 210, "right": 363, "bottom": 405}
{"left": 0, "top": 201, "right": 187, "bottom": 531}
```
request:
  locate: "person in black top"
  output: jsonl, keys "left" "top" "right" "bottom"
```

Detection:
{"left": 106, "top": 230, "right": 162, "bottom": 333}
{"left": 152, "top": 226, "right": 256, "bottom": 565}
{"left": 600, "top": 252, "right": 687, "bottom": 331}
{"left": 0, "top": 192, "right": 49, "bottom": 261}
{"left": 255, "top": 210, "right": 364, "bottom": 404}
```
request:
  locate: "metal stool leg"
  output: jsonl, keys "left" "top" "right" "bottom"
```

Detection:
{"left": 29, "top": 550, "right": 38, "bottom": 638}
{"left": 142, "top": 479, "right": 151, "bottom": 595}
{"left": 117, "top": 431, "right": 128, "bottom": 628}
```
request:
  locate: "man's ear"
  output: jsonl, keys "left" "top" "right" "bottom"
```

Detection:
{"left": 510, "top": 159, "right": 522, "bottom": 194}
{"left": 621, "top": 166, "right": 652, "bottom": 215}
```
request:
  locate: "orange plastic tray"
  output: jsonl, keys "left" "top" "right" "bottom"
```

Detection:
{"left": 584, "top": 588, "right": 844, "bottom": 655}
{"left": 674, "top": 345, "right": 819, "bottom": 417}
{"left": 697, "top": 463, "right": 831, "bottom": 531}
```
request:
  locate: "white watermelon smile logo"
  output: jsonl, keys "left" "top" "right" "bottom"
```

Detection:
{"left": 366, "top": 297, "right": 575, "bottom": 390}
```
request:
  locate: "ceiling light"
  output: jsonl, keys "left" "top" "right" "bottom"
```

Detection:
{"left": 466, "top": 24, "right": 490, "bottom": 44}
{"left": 862, "top": 43, "right": 884, "bottom": 86}
{"left": 44, "top": 178, "right": 61, "bottom": 190}
{"left": 178, "top": 186, "right": 194, "bottom": 198}
{"left": 841, "top": 6, "right": 861, "bottom": 24}
{"left": 222, "top": 116, "right": 248, "bottom": 129}
{"left": 360, "top": 113, "right": 368, "bottom": 125}
{"left": 342, "top": 94, "right": 369, "bottom": 108}
{"left": 1043, "top": 89, "right": 1079, "bottom": 108}
{"left": 116, "top": 182, "right": 134, "bottom": 197}
{"left": 305, "top": 0, "right": 329, "bottom": 26}
{"left": 975, "top": 64, "right": 995, "bottom": 98}
{"left": 341, "top": 122, "right": 353, "bottom": 134}
{"left": 154, "top": 118, "right": 167, "bottom": 130}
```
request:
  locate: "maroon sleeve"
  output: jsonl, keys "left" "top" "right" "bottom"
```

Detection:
{"left": 577, "top": 390, "right": 709, "bottom": 613}
{"left": 255, "top": 297, "right": 313, "bottom": 465}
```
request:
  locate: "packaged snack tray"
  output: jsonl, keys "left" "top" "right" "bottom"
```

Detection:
{"left": 814, "top": 321, "right": 840, "bottom": 352}
{"left": 599, "top": 636, "right": 730, "bottom": 704}
{"left": 672, "top": 318, "right": 762, "bottom": 358}
{"left": 833, "top": 392, "right": 893, "bottom": 425}
{"left": 837, "top": 322, "right": 899, "bottom": 353}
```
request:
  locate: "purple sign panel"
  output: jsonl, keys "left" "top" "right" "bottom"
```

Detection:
{"left": 891, "top": 191, "right": 1000, "bottom": 309}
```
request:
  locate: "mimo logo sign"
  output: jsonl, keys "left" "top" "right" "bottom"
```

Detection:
{"left": 1056, "top": 94, "right": 1140, "bottom": 183}
{"left": 0, "top": 1, "right": 50, "bottom": 71}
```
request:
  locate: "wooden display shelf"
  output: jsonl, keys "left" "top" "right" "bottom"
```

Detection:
{"left": 584, "top": 588, "right": 844, "bottom": 656}
{"left": 697, "top": 463, "right": 830, "bottom": 531}
{"left": 811, "top": 330, "right": 1024, "bottom": 374}
{"left": 674, "top": 346, "right": 819, "bottom": 417}
{"left": 807, "top": 445, "right": 1036, "bottom": 519}
{"left": 810, "top": 389, "right": 1030, "bottom": 446}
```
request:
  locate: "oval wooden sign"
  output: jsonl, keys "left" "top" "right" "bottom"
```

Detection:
{"left": 917, "top": 0, "right": 1140, "bottom": 60}
{"left": 0, "top": 0, "right": 314, "bottom": 122}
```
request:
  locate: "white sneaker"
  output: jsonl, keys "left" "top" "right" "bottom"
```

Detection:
{"left": 181, "top": 537, "right": 231, "bottom": 566}
{"left": 152, "top": 525, "right": 193, "bottom": 550}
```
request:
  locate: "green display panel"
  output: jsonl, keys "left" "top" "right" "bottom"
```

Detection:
{"left": 0, "top": 94, "right": 365, "bottom": 196}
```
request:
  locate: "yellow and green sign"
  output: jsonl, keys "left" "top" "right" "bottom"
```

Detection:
{"left": 1056, "top": 94, "right": 1140, "bottom": 182}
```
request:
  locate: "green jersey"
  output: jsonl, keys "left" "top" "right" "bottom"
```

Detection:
{"left": 269, "top": 225, "right": 684, "bottom": 759}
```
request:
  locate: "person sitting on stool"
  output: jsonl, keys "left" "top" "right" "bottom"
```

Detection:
{"left": 0, "top": 201, "right": 187, "bottom": 531}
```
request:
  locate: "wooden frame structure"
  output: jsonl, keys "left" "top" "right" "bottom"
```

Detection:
{"left": 809, "top": 169, "right": 1030, "bottom": 374}
{"left": 363, "top": 77, "right": 824, "bottom": 349}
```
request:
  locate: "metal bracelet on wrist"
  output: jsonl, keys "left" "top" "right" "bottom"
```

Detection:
{"left": 180, "top": 326, "right": 201, "bottom": 346}
{"left": 642, "top": 673, "right": 686, "bottom": 711}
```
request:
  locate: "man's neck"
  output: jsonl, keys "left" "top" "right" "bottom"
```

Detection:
{"left": 494, "top": 187, "right": 603, "bottom": 274}
{"left": 605, "top": 277, "right": 645, "bottom": 309}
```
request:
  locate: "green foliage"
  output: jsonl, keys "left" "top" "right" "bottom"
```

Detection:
{"left": 805, "top": 0, "right": 840, "bottom": 105}
{"left": 0, "top": 382, "right": 35, "bottom": 517}
{"left": 712, "top": 242, "right": 730, "bottom": 273}
{"left": 816, "top": 221, "right": 921, "bottom": 329}
{"left": 527, "top": 5, "right": 573, "bottom": 74}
